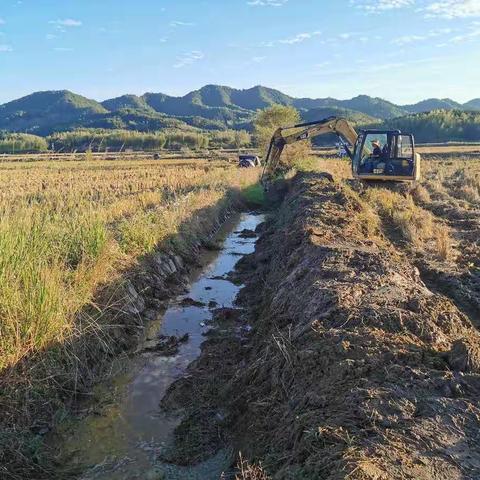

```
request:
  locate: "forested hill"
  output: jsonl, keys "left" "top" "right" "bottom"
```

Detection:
{"left": 0, "top": 85, "right": 479, "bottom": 137}
{"left": 377, "top": 110, "right": 480, "bottom": 144}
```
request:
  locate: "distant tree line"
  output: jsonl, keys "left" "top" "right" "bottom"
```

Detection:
{"left": 377, "top": 110, "right": 480, "bottom": 143}
{"left": 0, "top": 132, "right": 49, "bottom": 154}
{"left": 0, "top": 128, "right": 253, "bottom": 153}
{"left": 48, "top": 129, "right": 252, "bottom": 152}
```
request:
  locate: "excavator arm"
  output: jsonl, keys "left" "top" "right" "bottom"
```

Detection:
{"left": 261, "top": 116, "right": 358, "bottom": 185}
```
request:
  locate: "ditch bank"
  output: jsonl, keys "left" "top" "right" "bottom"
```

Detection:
{"left": 51, "top": 212, "right": 265, "bottom": 480}
{"left": 162, "top": 172, "right": 480, "bottom": 479}
{"left": 0, "top": 186, "right": 263, "bottom": 480}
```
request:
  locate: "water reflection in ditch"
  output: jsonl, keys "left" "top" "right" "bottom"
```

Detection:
{"left": 59, "top": 213, "right": 265, "bottom": 480}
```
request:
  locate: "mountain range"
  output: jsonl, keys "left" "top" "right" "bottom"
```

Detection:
{"left": 0, "top": 85, "right": 478, "bottom": 136}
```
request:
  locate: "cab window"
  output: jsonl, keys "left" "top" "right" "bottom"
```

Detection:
{"left": 359, "top": 133, "right": 387, "bottom": 165}
{"left": 397, "top": 135, "right": 413, "bottom": 159}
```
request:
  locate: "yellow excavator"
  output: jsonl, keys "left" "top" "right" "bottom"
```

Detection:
{"left": 261, "top": 116, "right": 421, "bottom": 186}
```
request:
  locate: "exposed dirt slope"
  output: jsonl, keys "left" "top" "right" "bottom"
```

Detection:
{"left": 235, "top": 173, "right": 480, "bottom": 478}
{"left": 164, "top": 172, "right": 480, "bottom": 479}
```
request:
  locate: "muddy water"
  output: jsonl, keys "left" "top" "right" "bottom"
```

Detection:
{"left": 58, "top": 213, "right": 264, "bottom": 480}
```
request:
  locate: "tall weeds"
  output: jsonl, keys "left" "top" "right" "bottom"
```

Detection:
{"left": 0, "top": 159, "right": 258, "bottom": 371}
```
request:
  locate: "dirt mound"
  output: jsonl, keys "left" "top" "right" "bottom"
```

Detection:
{"left": 162, "top": 172, "right": 480, "bottom": 479}
{"left": 231, "top": 173, "right": 480, "bottom": 479}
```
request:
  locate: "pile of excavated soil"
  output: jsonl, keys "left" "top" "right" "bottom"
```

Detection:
{"left": 162, "top": 172, "right": 480, "bottom": 479}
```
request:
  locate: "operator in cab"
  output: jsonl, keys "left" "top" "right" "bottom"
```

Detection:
{"left": 372, "top": 139, "right": 383, "bottom": 158}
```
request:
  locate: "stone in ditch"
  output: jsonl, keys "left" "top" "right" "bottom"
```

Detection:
{"left": 238, "top": 229, "right": 257, "bottom": 239}
{"left": 180, "top": 297, "right": 206, "bottom": 307}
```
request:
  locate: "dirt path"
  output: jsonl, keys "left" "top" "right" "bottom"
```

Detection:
{"left": 162, "top": 172, "right": 480, "bottom": 479}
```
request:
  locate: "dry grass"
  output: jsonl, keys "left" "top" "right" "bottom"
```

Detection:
{"left": 422, "top": 158, "right": 480, "bottom": 199}
{"left": 279, "top": 155, "right": 478, "bottom": 264}
{"left": 456, "top": 184, "right": 479, "bottom": 203}
{"left": 410, "top": 183, "right": 431, "bottom": 203}
{"left": 359, "top": 169, "right": 463, "bottom": 261}
{"left": 435, "top": 224, "right": 452, "bottom": 260}
{"left": 364, "top": 188, "right": 435, "bottom": 246}
{"left": 342, "top": 183, "right": 382, "bottom": 239}
{"left": 0, "top": 158, "right": 258, "bottom": 371}
{"left": 316, "top": 157, "right": 351, "bottom": 179}
{"left": 234, "top": 454, "right": 270, "bottom": 480}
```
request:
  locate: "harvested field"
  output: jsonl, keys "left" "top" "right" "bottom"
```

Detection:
{"left": 0, "top": 158, "right": 258, "bottom": 369}
{"left": 416, "top": 144, "right": 480, "bottom": 155}
{"left": 160, "top": 165, "right": 480, "bottom": 479}
{"left": 0, "top": 156, "right": 259, "bottom": 479}
{"left": 410, "top": 158, "right": 480, "bottom": 326}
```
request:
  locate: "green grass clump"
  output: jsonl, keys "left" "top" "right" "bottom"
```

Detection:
{"left": 292, "top": 156, "right": 320, "bottom": 172}
{"left": 242, "top": 183, "right": 266, "bottom": 207}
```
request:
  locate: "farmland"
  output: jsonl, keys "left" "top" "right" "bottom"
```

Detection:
{"left": 3, "top": 0, "right": 480, "bottom": 477}
{"left": 0, "top": 156, "right": 259, "bottom": 369}
{"left": 0, "top": 154, "right": 260, "bottom": 478}
{"left": 0, "top": 147, "right": 479, "bottom": 479}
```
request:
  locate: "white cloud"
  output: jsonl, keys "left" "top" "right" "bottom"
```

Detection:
{"left": 173, "top": 50, "right": 204, "bottom": 68}
{"left": 392, "top": 27, "right": 452, "bottom": 44}
{"left": 54, "top": 47, "right": 74, "bottom": 52}
{"left": 169, "top": 21, "right": 195, "bottom": 27}
{"left": 351, "top": 0, "right": 414, "bottom": 13}
{"left": 354, "top": 0, "right": 480, "bottom": 18}
{"left": 252, "top": 56, "right": 267, "bottom": 62}
{"left": 393, "top": 34, "right": 429, "bottom": 44}
{"left": 260, "top": 31, "right": 321, "bottom": 48}
{"left": 0, "top": 44, "right": 12, "bottom": 52}
{"left": 440, "top": 24, "right": 480, "bottom": 43}
{"left": 49, "top": 18, "right": 82, "bottom": 27}
{"left": 318, "top": 32, "right": 361, "bottom": 45}
{"left": 279, "top": 31, "right": 321, "bottom": 44}
{"left": 424, "top": 0, "right": 480, "bottom": 18}
{"left": 46, "top": 33, "right": 58, "bottom": 40}
{"left": 248, "top": 0, "right": 288, "bottom": 5}
{"left": 0, "top": 18, "right": 5, "bottom": 25}
{"left": 370, "top": 61, "right": 407, "bottom": 71}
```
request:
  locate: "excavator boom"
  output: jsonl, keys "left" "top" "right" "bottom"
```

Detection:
{"left": 261, "top": 116, "right": 358, "bottom": 185}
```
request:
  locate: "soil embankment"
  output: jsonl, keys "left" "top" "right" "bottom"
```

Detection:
{"left": 163, "top": 172, "right": 480, "bottom": 479}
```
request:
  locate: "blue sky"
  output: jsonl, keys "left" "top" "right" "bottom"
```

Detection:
{"left": 0, "top": 0, "right": 479, "bottom": 104}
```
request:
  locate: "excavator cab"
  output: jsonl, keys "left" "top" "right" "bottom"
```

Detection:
{"left": 352, "top": 130, "right": 420, "bottom": 181}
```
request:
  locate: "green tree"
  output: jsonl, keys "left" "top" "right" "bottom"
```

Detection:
{"left": 234, "top": 130, "right": 251, "bottom": 149}
{"left": 48, "top": 129, "right": 168, "bottom": 152}
{"left": 253, "top": 104, "right": 309, "bottom": 167}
